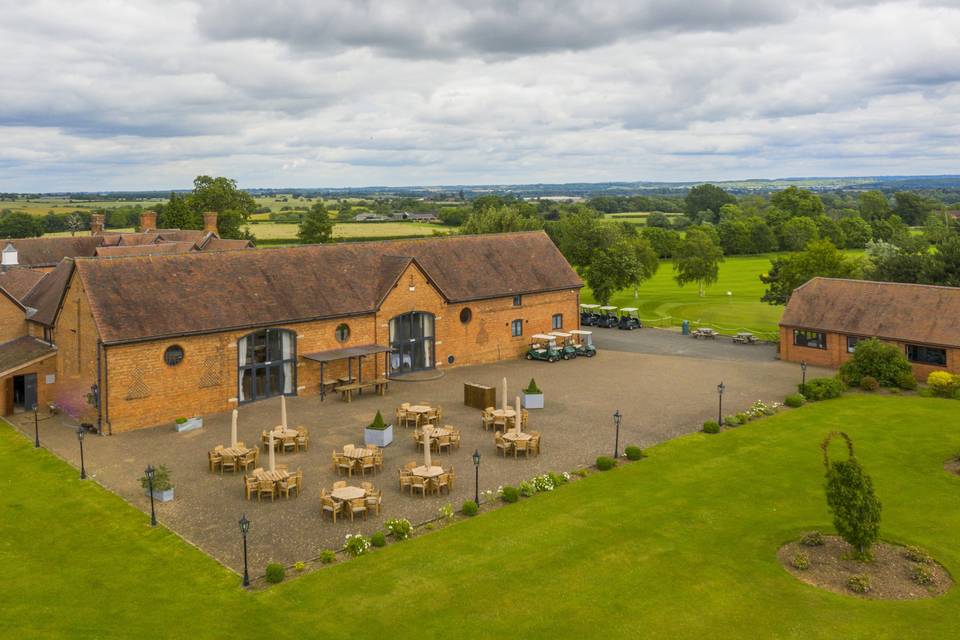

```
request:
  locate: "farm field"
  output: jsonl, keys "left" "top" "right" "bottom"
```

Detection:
{"left": 245, "top": 221, "right": 454, "bottom": 241}
{"left": 1, "top": 197, "right": 165, "bottom": 216}
{"left": 1, "top": 395, "right": 958, "bottom": 638}
{"left": 582, "top": 253, "right": 784, "bottom": 337}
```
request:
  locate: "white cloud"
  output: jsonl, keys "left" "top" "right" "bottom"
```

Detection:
{"left": 0, "top": 0, "right": 958, "bottom": 190}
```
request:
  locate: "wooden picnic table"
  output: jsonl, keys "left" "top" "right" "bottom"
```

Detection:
{"left": 733, "top": 332, "right": 758, "bottom": 344}
{"left": 692, "top": 328, "right": 718, "bottom": 339}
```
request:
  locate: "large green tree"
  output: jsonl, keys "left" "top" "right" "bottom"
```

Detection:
{"left": 672, "top": 227, "right": 724, "bottom": 296}
{"left": 584, "top": 230, "right": 659, "bottom": 304}
{"left": 857, "top": 190, "right": 890, "bottom": 221}
{"left": 684, "top": 184, "right": 736, "bottom": 223}
{"left": 760, "top": 240, "right": 862, "bottom": 304}
{"left": 0, "top": 211, "right": 41, "bottom": 238}
{"left": 298, "top": 202, "right": 334, "bottom": 244}
{"left": 157, "top": 192, "right": 198, "bottom": 230}
{"left": 187, "top": 175, "right": 256, "bottom": 218}
{"left": 460, "top": 205, "right": 543, "bottom": 235}
{"left": 779, "top": 216, "right": 819, "bottom": 251}
{"left": 770, "top": 186, "right": 825, "bottom": 218}
{"left": 838, "top": 216, "right": 872, "bottom": 248}
{"left": 894, "top": 191, "right": 940, "bottom": 226}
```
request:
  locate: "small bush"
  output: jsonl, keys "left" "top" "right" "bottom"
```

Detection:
{"left": 702, "top": 420, "right": 720, "bottom": 434}
{"left": 791, "top": 552, "right": 810, "bottom": 570}
{"left": 624, "top": 446, "right": 644, "bottom": 461}
{"left": 318, "top": 550, "right": 336, "bottom": 564}
{"left": 847, "top": 574, "right": 871, "bottom": 594}
{"left": 927, "top": 371, "right": 960, "bottom": 397}
{"left": 860, "top": 376, "right": 879, "bottom": 391}
{"left": 461, "top": 500, "right": 479, "bottom": 516}
{"left": 839, "top": 337, "right": 912, "bottom": 386}
{"left": 903, "top": 545, "right": 931, "bottom": 564}
{"left": 802, "top": 377, "right": 844, "bottom": 401}
{"left": 438, "top": 503, "right": 455, "bottom": 520}
{"left": 385, "top": 518, "right": 412, "bottom": 540}
{"left": 735, "top": 412, "right": 749, "bottom": 425}
{"left": 518, "top": 480, "right": 536, "bottom": 497}
{"left": 293, "top": 561, "right": 306, "bottom": 572}
{"left": 344, "top": 534, "right": 371, "bottom": 557}
{"left": 370, "top": 531, "right": 387, "bottom": 548}
{"left": 573, "top": 467, "right": 590, "bottom": 478}
{"left": 897, "top": 372, "right": 917, "bottom": 390}
{"left": 523, "top": 378, "right": 541, "bottom": 394}
{"left": 265, "top": 563, "right": 285, "bottom": 584}
{"left": 548, "top": 471, "right": 570, "bottom": 485}
{"left": 723, "top": 414, "right": 738, "bottom": 427}
{"left": 784, "top": 393, "right": 806, "bottom": 408}
{"left": 911, "top": 564, "right": 935, "bottom": 586}
{"left": 801, "top": 531, "right": 825, "bottom": 547}
{"left": 595, "top": 456, "right": 616, "bottom": 471}
{"left": 500, "top": 486, "right": 520, "bottom": 503}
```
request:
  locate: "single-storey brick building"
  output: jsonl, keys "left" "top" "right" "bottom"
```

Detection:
{"left": 1, "top": 231, "right": 581, "bottom": 432}
{"left": 780, "top": 277, "right": 960, "bottom": 379}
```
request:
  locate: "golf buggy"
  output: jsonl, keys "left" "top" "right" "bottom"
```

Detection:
{"left": 569, "top": 329, "right": 597, "bottom": 357}
{"left": 596, "top": 306, "right": 619, "bottom": 328}
{"left": 617, "top": 307, "right": 642, "bottom": 330}
{"left": 580, "top": 304, "right": 601, "bottom": 326}
{"left": 525, "top": 334, "right": 561, "bottom": 362}
{"left": 549, "top": 331, "right": 578, "bottom": 360}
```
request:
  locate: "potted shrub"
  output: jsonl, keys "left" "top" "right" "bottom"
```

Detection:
{"left": 174, "top": 416, "right": 203, "bottom": 432}
{"left": 521, "top": 378, "right": 544, "bottom": 409}
{"left": 364, "top": 410, "right": 393, "bottom": 447}
{"left": 139, "top": 465, "right": 175, "bottom": 502}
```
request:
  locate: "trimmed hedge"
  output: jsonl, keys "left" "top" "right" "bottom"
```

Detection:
{"left": 784, "top": 393, "right": 806, "bottom": 408}
{"left": 800, "top": 377, "right": 844, "bottom": 401}
{"left": 702, "top": 420, "right": 720, "bottom": 434}
{"left": 596, "top": 456, "right": 616, "bottom": 471}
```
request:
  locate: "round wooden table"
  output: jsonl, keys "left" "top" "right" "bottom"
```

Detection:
{"left": 502, "top": 431, "right": 532, "bottom": 442}
{"left": 411, "top": 465, "right": 444, "bottom": 478}
{"left": 331, "top": 486, "right": 366, "bottom": 501}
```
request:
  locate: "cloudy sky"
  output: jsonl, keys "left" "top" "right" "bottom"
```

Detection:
{"left": 1, "top": 0, "right": 959, "bottom": 191}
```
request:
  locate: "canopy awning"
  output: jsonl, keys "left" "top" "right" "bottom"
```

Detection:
{"left": 302, "top": 344, "right": 391, "bottom": 363}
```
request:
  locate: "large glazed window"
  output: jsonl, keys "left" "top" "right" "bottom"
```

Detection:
{"left": 389, "top": 311, "right": 435, "bottom": 374}
{"left": 238, "top": 328, "right": 296, "bottom": 403}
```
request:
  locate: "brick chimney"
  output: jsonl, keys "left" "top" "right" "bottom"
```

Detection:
{"left": 90, "top": 213, "right": 105, "bottom": 236}
{"left": 139, "top": 210, "right": 157, "bottom": 231}
{"left": 202, "top": 211, "right": 218, "bottom": 235}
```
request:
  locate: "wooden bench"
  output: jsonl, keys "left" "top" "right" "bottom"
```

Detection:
{"left": 335, "top": 383, "right": 362, "bottom": 402}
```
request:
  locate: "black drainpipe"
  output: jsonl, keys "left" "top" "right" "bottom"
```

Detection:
{"left": 96, "top": 340, "right": 103, "bottom": 435}
{"left": 103, "top": 344, "right": 111, "bottom": 436}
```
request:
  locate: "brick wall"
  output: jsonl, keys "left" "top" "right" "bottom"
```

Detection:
{"left": 779, "top": 325, "right": 959, "bottom": 381}
{"left": 50, "top": 275, "right": 101, "bottom": 422}
{"left": 0, "top": 292, "right": 27, "bottom": 343}
{"left": 1, "top": 355, "right": 57, "bottom": 415}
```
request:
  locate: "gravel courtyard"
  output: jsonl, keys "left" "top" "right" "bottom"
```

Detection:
{"left": 5, "top": 329, "right": 829, "bottom": 574}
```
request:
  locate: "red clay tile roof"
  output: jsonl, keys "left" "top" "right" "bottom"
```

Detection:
{"left": 76, "top": 231, "right": 581, "bottom": 344}
{"left": 781, "top": 277, "right": 960, "bottom": 348}
{"left": 22, "top": 259, "right": 75, "bottom": 327}
{"left": 0, "top": 267, "right": 46, "bottom": 301}
{"left": 95, "top": 242, "right": 196, "bottom": 257}
{"left": 1, "top": 237, "right": 100, "bottom": 267}
{"left": 198, "top": 236, "right": 254, "bottom": 251}
{"left": 0, "top": 336, "right": 57, "bottom": 377}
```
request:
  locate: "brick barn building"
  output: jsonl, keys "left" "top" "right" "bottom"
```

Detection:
{"left": 0, "top": 231, "right": 581, "bottom": 432}
{"left": 779, "top": 277, "right": 960, "bottom": 379}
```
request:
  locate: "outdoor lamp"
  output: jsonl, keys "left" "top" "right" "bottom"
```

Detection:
{"left": 145, "top": 464, "right": 157, "bottom": 527}
{"left": 239, "top": 514, "right": 251, "bottom": 587}
{"left": 800, "top": 361, "right": 808, "bottom": 391}
{"left": 716, "top": 382, "right": 725, "bottom": 424}
{"left": 613, "top": 409, "right": 622, "bottom": 459}
{"left": 472, "top": 449, "right": 481, "bottom": 505}
{"left": 32, "top": 403, "right": 39, "bottom": 448}
{"left": 76, "top": 425, "right": 87, "bottom": 480}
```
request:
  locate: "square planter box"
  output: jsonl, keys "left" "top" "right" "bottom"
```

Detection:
{"left": 522, "top": 392, "right": 544, "bottom": 409}
{"left": 364, "top": 424, "right": 394, "bottom": 447}
{"left": 147, "top": 487, "right": 175, "bottom": 502}
{"left": 175, "top": 417, "right": 203, "bottom": 433}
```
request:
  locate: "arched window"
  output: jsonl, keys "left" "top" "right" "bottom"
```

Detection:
{"left": 238, "top": 328, "right": 296, "bottom": 404}
{"left": 389, "top": 311, "right": 435, "bottom": 374}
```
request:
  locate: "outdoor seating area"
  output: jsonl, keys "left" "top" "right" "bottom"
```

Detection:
{"left": 320, "top": 482, "right": 383, "bottom": 523}
{"left": 733, "top": 331, "right": 758, "bottom": 344}
{"left": 395, "top": 403, "right": 443, "bottom": 429}
{"left": 413, "top": 426, "right": 461, "bottom": 453}
{"left": 397, "top": 461, "right": 455, "bottom": 498}
{"left": 332, "top": 445, "right": 384, "bottom": 477}
{"left": 245, "top": 466, "right": 302, "bottom": 501}
{"left": 480, "top": 406, "right": 528, "bottom": 432}
{"left": 496, "top": 430, "right": 542, "bottom": 458}
{"left": 692, "top": 327, "right": 718, "bottom": 339}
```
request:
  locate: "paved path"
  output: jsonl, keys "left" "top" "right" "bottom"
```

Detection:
{"left": 594, "top": 326, "right": 779, "bottom": 362}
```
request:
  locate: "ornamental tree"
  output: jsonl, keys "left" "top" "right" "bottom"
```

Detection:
{"left": 821, "top": 432, "right": 882, "bottom": 561}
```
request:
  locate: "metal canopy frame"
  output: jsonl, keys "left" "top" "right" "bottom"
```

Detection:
{"left": 303, "top": 344, "right": 391, "bottom": 401}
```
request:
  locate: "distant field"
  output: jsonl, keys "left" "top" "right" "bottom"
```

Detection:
{"left": 1, "top": 198, "right": 165, "bottom": 216}
{"left": 245, "top": 221, "right": 454, "bottom": 240}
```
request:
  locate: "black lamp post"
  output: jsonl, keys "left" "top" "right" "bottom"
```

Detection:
{"left": 76, "top": 425, "right": 87, "bottom": 480}
{"left": 239, "top": 514, "right": 251, "bottom": 587}
{"left": 472, "top": 449, "right": 481, "bottom": 505}
{"left": 613, "top": 409, "right": 622, "bottom": 458}
{"left": 800, "top": 361, "right": 808, "bottom": 392}
{"left": 717, "top": 382, "right": 725, "bottom": 424}
{"left": 145, "top": 464, "right": 157, "bottom": 527}
{"left": 32, "top": 404, "right": 39, "bottom": 448}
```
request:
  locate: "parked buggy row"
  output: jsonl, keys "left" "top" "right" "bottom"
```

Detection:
{"left": 580, "top": 304, "right": 642, "bottom": 330}
{"left": 525, "top": 330, "right": 597, "bottom": 363}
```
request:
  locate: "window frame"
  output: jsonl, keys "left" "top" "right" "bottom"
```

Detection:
{"left": 335, "top": 323, "right": 350, "bottom": 343}
{"left": 846, "top": 335, "right": 865, "bottom": 354}
{"left": 511, "top": 319, "right": 523, "bottom": 338}
{"left": 459, "top": 307, "right": 472, "bottom": 324}
{"left": 513, "top": 294, "right": 522, "bottom": 307}
{"left": 552, "top": 313, "right": 563, "bottom": 330}
{"left": 793, "top": 329, "right": 826, "bottom": 350}
{"left": 163, "top": 344, "right": 185, "bottom": 366}
{"left": 906, "top": 343, "right": 947, "bottom": 366}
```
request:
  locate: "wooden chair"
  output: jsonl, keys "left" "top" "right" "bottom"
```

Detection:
{"left": 496, "top": 434, "right": 511, "bottom": 457}
{"left": 220, "top": 453, "right": 237, "bottom": 475}
{"left": 333, "top": 480, "right": 347, "bottom": 490}
{"left": 521, "top": 409, "right": 529, "bottom": 429}
{"left": 282, "top": 436, "right": 297, "bottom": 454}
{"left": 529, "top": 432, "right": 541, "bottom": 456}
{"left": 238, "top": 449, "right": 257, "bottom": 473}
{"left": 336, "top": 455, "right": 353, "bottom": 477}
{"left": 426, "top": 408, "right": 440, "bottom": 426}
{"left": 434, "top": 473, "right": 450, "bottom": 495}
{"left": 361, "top": 481, "right": 374, "bottom": 493}
{"left": 514, "top": 439, "right": 529, "bottom": 459}
{"left": 435, "top": 435, "right": 452, "bottom": 454}
{"left": 348, "top": 498, "right": 367, "bottom": 521}
{"left": 449, "top": 428, "right": 461, "bottom": 449}
{"left": 395, "top": 407, "right": 407, "bottom": 427}
{"left": 373, "top": 449, "right": 384, "bottom": 472}
{"left": 481, "top": 410, "right": 494, "bottom": 431}
{"left": 360, "top": 456, "right": 376, "bottom": 477}
{"left": 276, "top": 463, "right": 289, "bottom": 472}
{"left": 261, "top": 431, "right": 271, "bottom": 451}
{"left": 256, "top": 478, "right": 275, "bottom": 502}
{"left": 447, "top": 466, "right": 456, "bottom": 490}
{"left": 295, "top": 430, "right": 309, "bottom": 452}
{"left": 208, "top": 449, "right": 222, "bottom": 473}
{"left": 493, "top": 414, "right": 508, "bottom": 433}
{"left": 321, "top": 496, "right": 340, "bottom": 523}
{"left": 403, "top": 411, "right": 420, "bottom": 429}
{"left": 365, "top": 490, "right": 382, "bottom": 515}
{"left": 244, "top": 475, "right": 258, "bottom": 500}
{"left": 279, "top": 472, "right": 300, "bottom": 499}
{"left": 235, "top": 441, "right": 246, "bottom": 448}
{"left": 410, "top": 475, "right": 428, "bottom": 498}
{"left": 398, "top": 469, "right": 413, "bottom": 492}
{"left": 404, "top": 461, "right": 417, "bottom": 471}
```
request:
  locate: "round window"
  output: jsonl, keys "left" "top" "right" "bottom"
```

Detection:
{"left": 447, "top": 355, "right": 455, "bottom": 364}
{"left": 459, "top": 308, "right": 472, "bottom": 324}
{"left": 163, "top": 345, "right": 184, "bottom": 366}
{"left": 335, "top": 323, "right": 350, "bottom": 343}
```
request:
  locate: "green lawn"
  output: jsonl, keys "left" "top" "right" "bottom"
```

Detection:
{"left": 582, "top": 254, "right": 784, "bottom": 337}
{"left": 2, "top": 395, "right": 958, "bottom": 638}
